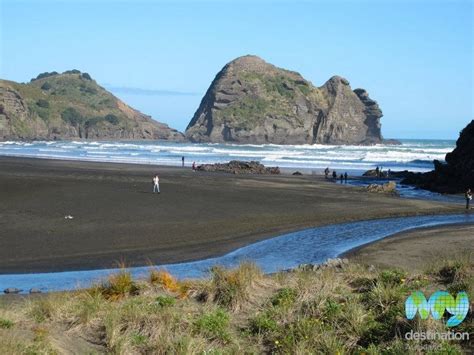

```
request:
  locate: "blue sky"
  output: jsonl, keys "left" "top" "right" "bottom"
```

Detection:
{"left": 1, "top": 0, "right": 472, "bottom": 139}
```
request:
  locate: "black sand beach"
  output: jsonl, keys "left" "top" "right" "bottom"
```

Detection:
{"left": 0, "top": 156, "right": 463, "bottom": 274}
{"left": 345, "top": 224, "right": 474, "bottom": 271}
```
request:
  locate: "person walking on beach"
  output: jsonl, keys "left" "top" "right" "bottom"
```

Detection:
{"left": 340, "top": 174, "right": 344, "bottom": 184}
{"left": 344, "top": 172, "right": 348, "bottom": 183}
{"left": 192, "top": 161, "right": 196, "bottom": 172}
{"left": 332, "top": 170, "right": 337, "bottom": 180}
{"left": 181, "top": 156, "right": 185, "bottom": 167}
{"left": 324, "top": 167, "right": 330, "bottom": 179}
{"left": 153, "top": 175, "right": 160, "bottom": 194}
{"left": 466, "top": 188, "right": 472, "bottom": 210}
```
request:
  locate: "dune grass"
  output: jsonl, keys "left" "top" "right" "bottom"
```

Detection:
{"left": 0, "top": 258, "right": 472, "bottom": 354}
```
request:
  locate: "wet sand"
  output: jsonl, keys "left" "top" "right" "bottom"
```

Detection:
{"left": 345, "top": 224, "right": 474, "bottom": 271}
{"left": 0, "top": 156, "right": 464, "bottom": 274}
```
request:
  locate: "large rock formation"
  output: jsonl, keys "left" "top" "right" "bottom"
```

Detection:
{"left": 402, "top": 120, "right": 474, "bottom": 193}
{"left": 0, "top": 71, "right": 184, "bottom": 141}
{"left": 196, "top": 160, "right": 280, "bottom": 174}
{"left": 186, "top": 55, "right": 385, "bottom": 145}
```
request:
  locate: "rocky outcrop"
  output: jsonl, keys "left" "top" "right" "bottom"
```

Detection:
{"left": 186, "top": 55, "right": 385, "bottom": 145}
{"left": 196, "top": 160, "right": 280, "bottom": 175}
{"left": 402, "top": 120, "right": 474, "bottom": 193}
{"left": 0, "top": 71, "right": 184, "bottom": 141}
{"left": 366, "top": 181, "right": 398, "bottom": 195}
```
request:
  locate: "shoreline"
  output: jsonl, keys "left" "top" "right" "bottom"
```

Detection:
{"left": 1, "top": 214, "right": 472, "bottom": 295}
{"left": 0, "top": 156, "right": 464, "bottom": 275}
{"left": 344, "top": 223, "right": 474, "bottom": 271}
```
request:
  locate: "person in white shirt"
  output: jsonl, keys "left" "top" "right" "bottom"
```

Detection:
{"left": 466, "top": 188, "right": 472, "bottom": 210}
{"left": 153, "top": 175, "right": 160, "bottom": 194}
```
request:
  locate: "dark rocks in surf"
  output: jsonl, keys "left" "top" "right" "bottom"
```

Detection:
{"left": 366, "top": 181, "right": 398, "bottom": 195}
{"left": 196, "top": 160, "right": 280, "bottom": 175}
{"left": 402, "top": 120, "right": 474, "bottom": 193}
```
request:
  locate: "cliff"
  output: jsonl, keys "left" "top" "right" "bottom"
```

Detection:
{"left": 0, "top": 71, "right": 184, "bottom": 141}
{"left": 402, "top": 120, "right": 474, "bottom": 193}
{"left": 186, "top": 55, "right": 384, "bottom": 145}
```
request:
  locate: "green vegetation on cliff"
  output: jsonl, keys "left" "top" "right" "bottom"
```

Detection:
{"left": 0, "top": 70, "right": 183, "bottom": 140}
{"left": 186, "top": 55, "right": 384, "bottom": 145}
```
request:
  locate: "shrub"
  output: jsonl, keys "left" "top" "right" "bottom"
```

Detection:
{"left": 210, "top": 262, "right": 262, "bottom": 310}
{"left": 149, "top": 269, "right": 181, "bottom": 293}
{"left": 155, "top": 295, "right": 176, "bottom": 307}
{"left": 438, "top": 261, "right": 466, "bottom": 284}
{"left": 271, "top": 288, "right": 297, "bottom": 308}
{"left": 31, "top": 71, "right": 58, "bottom": 82}
{"left": 194, "top": 309, "right": 230, "bottom": 342}
{"left": 81, "top": 72, "right": 92, "bottom": 80}
{"left": 36, "top": 99, "right": 49, "bottom": 108}
{"left": 84, "top": 117, "right": 102, "bottom": 128}
{"left": 63, "top": 69, "right": 81, "bottom": 74}
{"left": 79, "top": 84, "right": 98, "bottom": 94}
{"left": 105, "top": 114, "right": 119, "bottom": 125}
{"left": 378, "top": 269, "right": 407, "bottom": 286}
{"left": 99, "top": 270, "right": 139, "bottom": 300}
{"left": 249, "top": 312, "right": 278, "bottom": 334}
{"left": 0, "top": 318, "right": 14, "bottom": 329}
{"left": 40, "top": 82, "right": 51, "bottom": 91}
{"left": 61, "top": 107, "right": 83, "bottom": 126}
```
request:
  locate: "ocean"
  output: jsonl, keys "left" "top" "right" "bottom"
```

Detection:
{"left": 0, "top": 139, "right": 455, "bottom": 175}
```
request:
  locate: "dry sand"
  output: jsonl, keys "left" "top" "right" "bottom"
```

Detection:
{"left": 345, "top": 224, "right": 474, "bottom": 271}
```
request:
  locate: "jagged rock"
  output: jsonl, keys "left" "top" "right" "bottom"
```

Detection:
{"left": 402, "top": 120, "right": 474, "bottom": 193}
{"left": 196, "top": 160, "right": 280, "bottom": 175}
{"left": 186, "top": 55, "right": 388, "bottom": 145}
{"left": 366, "top": 181, "right": 398, "bottom": 195}
{"left": 363, "top": 169, "right": 387, "bottom": 178}
{"left": 3, "top": 287, "right": 22, "bottom": 294}
{"left": 0, "top": 70, "right": 184, "bottom": 141}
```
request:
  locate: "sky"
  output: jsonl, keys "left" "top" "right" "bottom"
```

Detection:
{"left": 1, "top": 0, "right": 472, "bottom": 139}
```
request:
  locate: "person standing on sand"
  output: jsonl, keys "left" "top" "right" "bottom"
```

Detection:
{"left": 332, "top": 170, "right": 337, "bottom": 180}
{"left": 340, "top": 174, "right": 344, "bottom": 184}
{"left": 466, "top": 188, "right": 472, "bottom": 210}
{"left": 192, "top": 161, "right": 196, "bottom": 171}
{"left": 182, "top": 156, "right": 185, "bottom": 167}
{"left": 324, "top": 167, "right": 329, "bottom": 179}
{"left": 344, "top": 172, "right": 348, "bottom": 183}
{"left": 153, "top": 175, "right": 160, "bottom": 194}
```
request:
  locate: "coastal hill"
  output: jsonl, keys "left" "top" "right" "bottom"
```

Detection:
{"left": 402, "top": 120, "right": 474, "bottom": 193}
{"left": 186, "top": 55, "right": 386, "bottom": 145}
{"left": 0, "top": 70, "right": 184, "bottom": 141}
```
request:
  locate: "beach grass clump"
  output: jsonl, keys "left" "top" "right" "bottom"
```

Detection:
{"left": 2, "top": 258, "right": 473, "bottom": 354}
{"left": 98, "top": 269, "right": 139, "bottom": 300}
{"left": 149, "top": 269, "right": 182, "bottom": 294}
{"left": 208, "top": 262, "right": 263, "bottom": 310}
{"left": 270, "top": 287, "right": 297, "bottom": 309}
{"left": 27, "top": 297, "right": 58, "bottom": 323}
{"left": 155, "top": 295, "right": 176, "bottom": 308}
{"left": 0, "top": 318, "right": 14, "bottom": 329}
{"left": 193, "top": 308, "right": 231, "bottom": 343}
